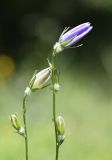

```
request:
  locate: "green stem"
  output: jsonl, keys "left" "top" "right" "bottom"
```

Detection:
{"left": 52, "top": 52, "right": 60, "bottom": 160}
{"left": 23, "top": 94, "right": 28, "bottom": 160}
{"left": 56, "top": 144, "right": 59, "bottom": 160}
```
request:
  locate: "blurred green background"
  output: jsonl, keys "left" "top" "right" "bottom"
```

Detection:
{"left": 1, "top": 0, "right": 112, "bottom": 160}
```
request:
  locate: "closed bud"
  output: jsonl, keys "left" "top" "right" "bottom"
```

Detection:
{"left": 56, "top": 116, "right": 65, "bottom": 144}
{"left": 10, "top": 114, "right": 21, "bottom": 130}
{"left": 29, "top": 67, "right": 51, "bottom": 91}
{"left": 54, "top": 22, "right": 93, "bottom": 53}
{"left": 10, "top": 114, "right": 25, "bottom": 136}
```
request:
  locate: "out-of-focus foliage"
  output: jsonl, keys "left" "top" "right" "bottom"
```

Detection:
{"left": 81, "top": 0, "right": 112, "bottom": 11}
{"left": 0, "top": 0, "right": 112, "bottom": 160}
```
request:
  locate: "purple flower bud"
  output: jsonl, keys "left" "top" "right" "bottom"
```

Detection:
{"left": 54, "top": 22, "right": 93, "bottom": 53}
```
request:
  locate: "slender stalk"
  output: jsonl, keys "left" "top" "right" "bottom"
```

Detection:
{"left": 23, "top": 94, "right": 28, "bottom": 160}
{"left": 52, "top": 51, "right": 60, "bottom": 160}
{"left": 56, "top": 144, "right": 59, "bottom": 160}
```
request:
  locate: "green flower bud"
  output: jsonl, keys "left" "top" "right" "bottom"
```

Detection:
{"left": 56, "top": 116, "right": 65, "bottom": 144}
{"left": 10, "top": 114, "right": 21, "bottom": 130}
{"left": 10, "top": 114, "right": 25, "bottom": 136}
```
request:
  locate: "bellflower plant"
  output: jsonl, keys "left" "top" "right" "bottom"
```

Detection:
{"left": 10, "top": 22, "right": 92, "bottom": 160}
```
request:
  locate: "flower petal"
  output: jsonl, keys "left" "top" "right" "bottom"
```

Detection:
{"left": 60, "top": 22, "right": 91, "bottom": 42}
{"left": 65, "top": 26, "right": 93, "bottom": 47}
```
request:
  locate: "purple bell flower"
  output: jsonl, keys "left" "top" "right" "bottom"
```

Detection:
{"left": 54, "top": 22, "right": 93, "bottom": 53}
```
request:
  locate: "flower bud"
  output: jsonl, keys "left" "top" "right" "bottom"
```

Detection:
{"left": 56, "top": 116, "right": 65, "bottom": 144}
{"left": 10, "top": 114, "right": 21, "bottom": 130}
{"left": 29, "top": 67, "right": 51, "bottom": 91}
{"left": 54, "top": 22, "right": 93, "bottom": 53}
{"left": 10, "top": 114, "right": 25, "bottom": 136}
